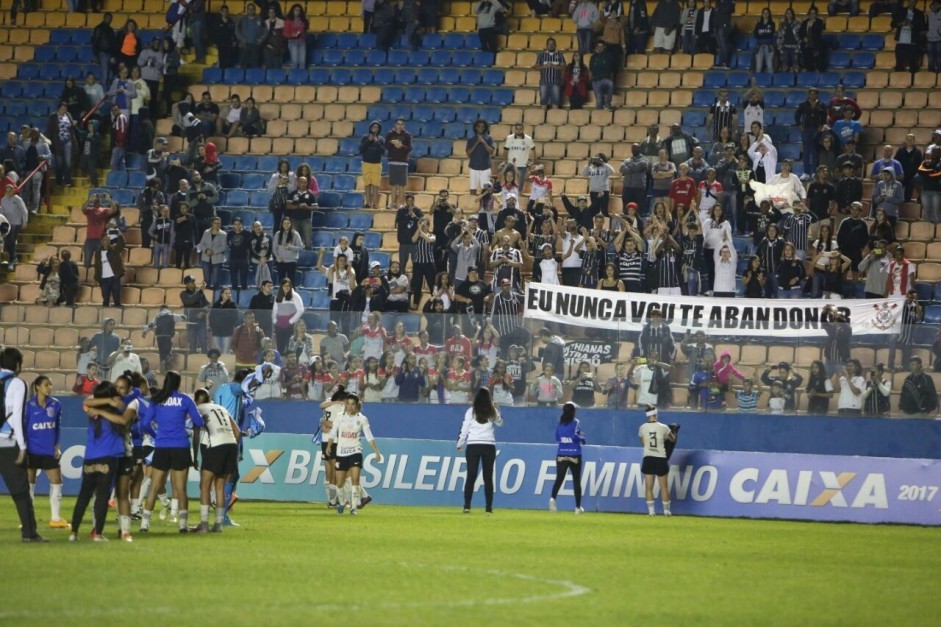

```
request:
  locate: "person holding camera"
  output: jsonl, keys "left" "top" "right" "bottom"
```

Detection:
{"left": 858, "top": 240, "right": 891, "bottom": 299}
{"left": 832, "top": 359, "right": 865, "bottom": 416}
{"left": 862, "top": 363, "right": 891, "bottom": 417}
{"left": 761, "top": 361, "right": 804, "bottom": 410}
{"left": 94, "top": 228, "right": 126, "bottom": 308}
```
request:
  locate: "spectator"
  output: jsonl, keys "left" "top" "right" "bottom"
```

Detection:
{"left": 893, "top": 0, "right": 926, "bottom": 73}
{"left": 91, "top": 13, "right": 116, "bottom": 84}
{"left": 622, "top": 0, "right": 651, "bottom": 56}
{"left": 36, "top": 255, "right": 61, "bottom": 306}
{"left": 214, "top": 5, "right": 239, "bottom": 70}
{"left": 267, "top": 158, "right": 296, "bottom": 228}
{"left": 490, "top": 278, "right": 528, "bottom": 351}
{"left": 272, "top": 278, "right": 305, "bottom": 354}
{"left": 466, "top": 120, "right": 496, "bottom": 196}
{"left": 283, "top": 4, "right": 309, "bottom": 70}
{"left": 928, "top": 0, "right": 941, "bottom": 72}
{"left": 284, "top": 175, "right": 318, "bottom": 250}
{"left": 899, "top": 357, "right": 938, "bottom": 415}
{"left": 209, "top": 287, "right": 239, "bottom": 355}
{"left": 107, "top": 64, "right": 137, "bottom": 122}
{"left": 861, "top": 363, "right": 891, "bottom": 417}
{"left": 236, "top": 4, "right": 265, "bottom": 68}
{"left": 835, "top": 201, "right": 868, "bottom": 272}
{"left": 889, "top": 289, "right": 921, "bottom": 371}
{"left": 753, "top": 8, "right": 775, "bottom": 73}
{"left": 872, "top": 169, "right": 905, "bottom": 224}
{"left": 172, "top": 202, "right": 197, "bottom": 269}
{"left": 148, "top": 204, "right": 173, "bottom": 268}
{"left": 679, "top": 0, "right": 698, "bottom": 54}
{"left": 702, "top": 204, "right": 730, "bottom": 294}
{"left": 318, "top": 247, "right": 357, "bottom": 334}
{"left": 395, "top": 354, "right": 427, "bottom": 403}
{"left": 221, "top": 217, "right": 250, "bottom": 293}
{"left": 373, "top": 0, "right": 400, "bottom": 51}
{"left": 760, "top": 361, "right": 803, "bottom": 410}
{"left": 805, "top": 359, "right": 834, "bottom": 415}
{"left": 59, "top": 77, "right": 87, "bottom": 124}
{"left": 249, "top": 279, "right": 275, "bottom": 338}
{"left": 410, "top": 216, "right": 438, "bottom": 309}
{"left": 868, "top": 205, "right": 896, "bottom": 244}
{"left": 73, "top": 362, "right": 101, "bottom": 396}
{"left": 572, "top": 0, "right": 601, "bottom": 54}
{"left": 216, "top": 96, "right": 243, "bottom": 138}
{"left": 560, "top": 52, "right": 592, "bottom": 110}
{"left": 629, "top": 349, "right": 673, "bottom": 407}
{"left": 885, "top": 245, "right": 915, "bottom": 297}
{"left": 192, "top": 92, "right": 219, "bottom": 140}
{"left": 832, "top": 359, "right": 865, "bottom": 416}
{"left": 828, "top": 0, "right": 859, "bottom": 16}
{"left": 115, "top": 18, "right": 141, "bottom": 69}
{"left": 475, "top": 0, "right": 506, "bottom": 53}
{"left": 0, "top": 184, "right": 28, "bottom": 270}
{"left": 871, "top": 145, "right": 904, "bottom": 182}
{"left": 917, "top": 148, "right": 941, "bottom": 224}
{"left": 651, "top": 0, "right": 681, "bottom": 53}
{"left": 795, "top": 88, "right": 828, "bottom": 178}
{"left": 599, "top": 14, "right": 627, "bottom": 72}
{"left": 756, "top": 223, "right": 784, "bottom": 298}
{"left": 530, "top": 362, "right": 564, "bottom": 406}
{"left": 663, "top": 123, "right": 697, "bottom": 167}
{"left": 747, "top": 135, "right": 777, "bottom": 185}
{"left": 799, "top": 6, "right": 827, "bottom": 71}
{"left": 741, "top": 84, "right": 765, "bottom": 136}
{"left": 535, "top": 38, "right": 565, "bottom": 112}
{"left": 196, "top": 216, "right": 226, "bottom": 290}
{"left": 260, "top": 6, "right": 286, "bottom": 68}
{"left": 58, "top": 249, "right": 79, "bottom": 307}
{"left": 160, "top": 39, "right": 183, "bottom": 117}
{"left": 588, "top": 42, "right": 616, "bottom": 111}
{"left": 831, "top": 107, "right": 863, "bottom": 149}
{"left": 93, "top": 229, "right": 125, "bottom": 307}
{"left": 638, "top": 308, "right": 676, "bottom": 361}
{"left": 181, "top": 274, "right": 210, "bottom": 353}
{"left": 713, "top": 349, "right": 746, "bottom": 399}
{"left": 197, "top": 348, "right": 230, "bottom": 392}
{"left": 359, "top": 121, "right": 385, "bottom": 210}
{"left": 109, "top": 104, "right": 129, "bottom": 171}
{"left": 386, "top": 118, "right": 412, "bottom": 210}
{"left": 826, "top": 85, "right": 861, "bottom": 128}
{"left": 127, "top": 66, "right": 151, "bottom": 153}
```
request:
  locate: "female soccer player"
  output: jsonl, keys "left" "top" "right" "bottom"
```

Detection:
{"left": 318, "top": 386, "right": 347, "bottom": 507}
{"left": 638, "top": 405, "right": 675, "bottom": 516}
{"left": 457, "top": 388, "right": 503, "bottom": 514}
{"left": 326, "top": 394, "right": 382, "bottom": 515}
{"left": 69, "top": 381, "right": 131, "bottom": 542}
{"left": 139, "top": 371, "right": 203, "bottom": 533}
{"left": 111, "top": 372, "right": 150, "bottom": 540}
{"left": 24, "top": 376, "right": 69, "bottom": 529}
{"left": 549, "top": 402, "right": 586, "bottom": 514}
{"left": 193, "top": 388, "right": 241, "bottom": 532}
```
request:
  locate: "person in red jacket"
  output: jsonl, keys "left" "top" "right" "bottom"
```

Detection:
{"left": 563, "top": 51, "right": 590, "bottom": 110}
{"left": 283, "top": 4, "right": 309, "bottom": 69}
{"left": 82, "top": 193, "right": 112, "bottom": 270}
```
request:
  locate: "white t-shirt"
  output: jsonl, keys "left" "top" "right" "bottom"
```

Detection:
{"left": 328, "top": 411, "right": 374, "bottom": 457}
{"left": 504, "top": 134, "right": 535, "bottom": 168}
{"left": 633, "top": 366, "right": 659, "bottom": 406}
{"left": 320, "top": 401, "right": 344, "bottom": 437}
{"left": 638, "top": 421, "right": 672, "bottom": 458}
{"left": 538, "top": 258, "right": 560, "bottom": 285}
{"left": 196, "top": 402, "right": 238, "bottom": 447}
{"left": 561, "top": 234, "right": 584, "bottom": 268}
{"left": 837, "top": 375, "right": 866, "bottom": 410}
{"left": 361, "top": 325, "right": 387, "bottom": 361}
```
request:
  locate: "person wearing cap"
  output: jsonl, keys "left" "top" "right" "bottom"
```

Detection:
{"left": 108, "top": 339, "right": 143, "bottom": 376}
{"left": 453, "top": 266, "right": 491, "bottom": 327}
{"left": 0, "top": 184, "right": 27, "bottom": 270}
{"left": 93, "top": 227, "right": 126, "bottom": 308}
{"left": 181, "top": 274, "right": 211, "bottom": 354}
{"left": 638, "top": 405, "right": 675, "bottom": 516}
{"left": 795, "top": 87, "right": 828, "bottom": 176}
{"left": 619, "top": 144, "right": 649, "bottom": 214}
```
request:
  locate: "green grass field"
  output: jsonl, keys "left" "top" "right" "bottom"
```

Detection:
{"left": 2, "top": 498, "right": 939, "bottom": 626}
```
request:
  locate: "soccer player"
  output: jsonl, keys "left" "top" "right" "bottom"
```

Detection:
{"left": 193, "top": 389, "right": 241, "bottom": 533}
{"left": 214, "top": 368, "right": 252, "bottom": 526}
{"left": 70, "top": 381, "right": 131, "bottom": 541}
{"left": 457, "top": 388, "right": 503, "bottom": 514}
{"left": 106, "top": 372, "right": 150, "bottom": 541}
{"left": 638, "top": 405, "right": 675, "bottom": 516}
{"left": 327, "top": 394, "right": 383, "bottom": 515}
{"left": 318, "top": 387, "right": 346, "bottom": 507}
{"left": 139, "top": 371, "right": 204, "bottom": 533}
{"left": 548, "top": 402, "right": 586, "bottom": 514}
{"left": 24, "top": 376, "right": 69, "bottom": 529}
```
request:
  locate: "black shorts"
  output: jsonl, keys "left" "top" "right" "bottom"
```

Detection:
{"left": 142, "top": 445, "right": 155, "bottom": 464}
{"left": 116, "top": 456, "right": 135, "bottom": 477}
{"left": 201, "top": 443, "right": 239, "bottom": 476}
{"left": 132, "top": 445, "right": 144, "bottom": 463}
{"left": 27, "top": 453, "right": 59, "bottom": 470}
{"left": 335, "top": 453, "right": 363, "bottom": 472}
{"left": 151, "top": 447, "right": 193, "bottom": 472}
{"left": 321, "top": 442, "right": 335, "bottom": 461}
{"left": 641, "top": 456, "right": 670, "bottom": 477}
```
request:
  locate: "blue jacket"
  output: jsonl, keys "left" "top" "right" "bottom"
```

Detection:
{"left": 146, "top": 392, "right": 203, "bottom": 448}
{"left": 395, "top": 367, "right": 426, "bottom": 403}
{"left": 556, "top": 419, "right": 586, "bottom": 457}
{"left": 125, "top": 388, "right": 149, "bottom": 447}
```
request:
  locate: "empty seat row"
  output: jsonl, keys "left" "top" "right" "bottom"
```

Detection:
{"left": 2, "top": 77, "right": 94, "bottom": 98}
{"left": 317, "top": 32, "right": 480, "bottom": 51}
{"left": 703, "top": 71, "right": 864, "bottom": 89}
{"left": 366, "top": 104, "right": 501, "bottom": 125}
{"left": 32, "top": 45, "right": 96, "bottom": 63}
{"left": 0, "top": 99, "right": 58, "bottom": 118}
{"left": 381, "top": 85, "right": 513, "bottom": 106}
{"left": 316, "top": 48, "right": 494, "bottom": 69}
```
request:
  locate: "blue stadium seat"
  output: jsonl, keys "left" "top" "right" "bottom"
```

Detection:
{"left": 451, "top": 50, "right": 473, "bottom": 67}
{"left": 471, "top": 88, "right": 492, "bottom": 105}
{"left": 861, "top": 34, "right": 884, "bottom": 50}
{"left": 287, "top": 68, "right": 307, "bottom": 85}
{"left": 298, "top": 249, "right": 319, "bottom": 267}
{"left": 394, "top": 68, "right": 416, "bottom": 84}
{"left": 423, "top": 33, "right": 443, "bottom": 48}
{"left": 34, "top": 47, "right": 56, "bottom": 63}
{"left": 234, "top": 155, "right": 256, "bottom": 171}
{"left": 389, "top": 104, "right": 411, "bottom": 121}
{"left": 325, "top": 212, "right": 349, "bottom": 229}
{"left": 310, "top": 290, "right": 331, "bottom": 309}
{"left": 829, "top": 51, "right": 851, "bottom": 68}
{"left": 127, "top": 171, "right": 147, "bottom": 187}
{"left": 203, "top": 67, "right": 222, "bottom": 85}
{"left": 58, "top": 46, "right": 78, "bottom": 62}
{"left": 266, "top": 68, "right": 286, "bottom": 83}
{"left": 342, "top": 192, "right": 364, "bottom": 209}
{"left": 923, "top": 305, "right": 941, "bottom": 325}
{"left": 338, "top": 138, "right": 360, "bottom": 156}
{"left": 304, "top": 68, "right": 326, "bottom": 84}
{"left": 763, "top": 91, "right": 785, "bottom": 107}
{"left": 449, "top": 87, "right": 470, "bottom": 103}
{"left": 23, "top": 83, "right": 44, "bottom": 99}
{"left": 460, "top": 68, "right": 482, "bottom": 85}
{"left": 333, "top": 175, "right": 356, "bottom": 191}
{"left": 818, "top": 72, "right": 841, "bottom": 87}
{"left": 429, "top": 142, "right": 452, "bottom": 159}
{"left": 126, "top": 153, "right": 146, "bottom": 171}
{"left": 442, "top": 122, "right": 466, "bottom": 138}
{"left": 412, "top": 104, "right": 435, "bottom": 122}
{"left": 426, "top": 86, "right": 448, "bottom": 103}
{"left": 683, "top": 111, "right": 706, "bottom": 127}
{"left": 422, "top": 120, "right": 443, "bottom": 137}
{"left": 106, "top": 171, "right": 127, "bottom": 187}
{"left": 317, "top": 174, "right": 333, "bottom": 190}
{"left": 18, "top": 65, "right": 39, "bottom": 80}
{"left": 838, "top": 34, "right": 862, "bottom": 50}
{"left": 438, "top": 68, "right": 460, "bottom": 84}
{"left": 322, "top": 49, "right": 344, "bottom": 66}
{"left": 482, "top": 69, "right": 504, "bottom": 85}
{"left": 373, "top": 68, "right": 395, "bottom": 85}
{"left": 351, "top": 68, "right": 373, "bottom": 85}
{"left": 345, "top": 50, "right": 366, "bottom": 66}
{"left": 851, "top": 52, "right": 875, "bottom": 68}
{"left": 785, "top": 92, "right": 805, "bottom": 107}
{"left": 4, "top": 101, "right": 25, "bottom": 116}
{"left": 312, "top": 232, "right": 335, "bottom": 248}
{"left": 336, "top": 33, "right": 359, "bottom": 48}
{"left": 778, "top": 144, "right": 800, "bottom": 161}
{"left": 2, "top": 81, "right": 22, "bottom": 98}
{"left": 244, "top": 68, "right": 266, "bottom": 85}
{"left": 307, "top": 156, "right": 326, "bottom": 171}
{"left": 432, "top": 106, "right": 456, "bottom": 122}
{"left": 410, "top": 140, "right": 430, "bottom": 157}
{"left": 310, "top": 211, "right": 327, "bottom": 229}
{"left": 796, "top": 72, "right": 819, "bottom": 88}
{"left": 383, "top": 86, "right": 405, "bottom": 103}
{"left": 216, "top": 209, "right": 232, "bottom": 226}
{"left": 913, "top": 325, "right": 936, "bottom": 346}
{"left": 410, "top": 50, "right": 432, "bottom": 66}
{"left": 110, "top": 189, "right": 134, "bottom": 205}
{"left": 416, "top": 68, "right": 438, "bottom": 85}
{"left": 404, "top": 86, "right": 426, "bottom": 102}
{"left": 740, "top": 35, "right": 757, "bottom": 50}
{"left": 319, "top": 34, "right": 338, "bottom": 48}
{"left": 703, "top": 73, "right": 725, "bottom": 88}
{"left": 222, "top": 68, "right": 245, "bottom": 83}
{"left": 226, "top": 190, "right": 249, "bottom": 206}
{"left": 371, "top": 251, "right": 390, "bottom": 268}
{"left": 364, "top": 233, "right": 383, "bottom": 249}
{"left": 50, "top": 31, "right": 71, "bottom": 44}
{"left": 302, "top": 273, "right": 327, "bottom": 289}
{"left": 365, "top": 50, "right": 386, "bottom": 66}
{"left": 256, "top": 212, "right": 274, "bottom": 228}
{"left": 349, "top": 213, "right": 373, "bottom": 230}
{"left": 726, "top": 72, "right": 749, "bottom": 88}
{"left": 324, "top": 157, "right": 347, "bottom": 173}
{"left": 752, "top": 73, "right": 773, "bottom": 87}
{"left": 472, "top": 51, "right": 493, "bottom": 66}
{"left": 319, "top": 192, "right": 341, "bottom": 208}
{"left": 387, "top": 50, "right": 409, "bottom": 66}
{"left": 332, "top": 69, "right": 352, "bottom": 85}
{"left": 442, "top": 33, "right": 465, "bottom": 49}
{"left": 692, "top": 91, "right": 713, "bottom": 107}
{"left": 772, "top": 72, "right": 794, "bottom": 86}
{"left": 842, "top": 72, "right": 865, "bottom": 88}
{"left": 240, "top": 173, "right": 264, "bottom": 190}
{"left": 490, "top": 88, "right": 513, "bottom": 106}
{"left": 256, "top": 155, "right": 279, "bottom": 171}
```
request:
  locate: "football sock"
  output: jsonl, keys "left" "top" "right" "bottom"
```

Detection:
{"left": 131, "top": 497, "right": 141, "bottom": 515}
{"left": 171, "top": 498, "right": 179, "bottom": 516}
{"left": 343, "top": 483, "right": 352, "bottom": 506}
{"left": 647, "top": 500, "right": 656, "bottom": 515}
{"left": 178, "top": 510, "right": 188, "bottom": 530}
{"left": 200, "top": 504, "right": 210, "bottom": 524}
{"left": 663, "top": 501, "right": 671, "bottom": 514}
{"left": 141, "top": 509, "right": 152, "bottom": 530}
{"left": 29, "top": 483, "right": 35, "bottom": 502}
{"left": 119, "top": 515, "right": 130, "bottom": 535}
{"left": 352, "top": 485, "right": 362, "bottom": 510}
{"left": 159, "top": 492, "right": 170, "bottom": 508}
{"left": 327, "top": 483, "right": 337, "bottom": 503}
{"left": 215, "top": 503, "right": 224, "bottom": 525}
{"left": 140, "top": 475, "right": 152, "bottom": 501}
{"left": 50, "top": 483, "right": 63, "bottom": 521}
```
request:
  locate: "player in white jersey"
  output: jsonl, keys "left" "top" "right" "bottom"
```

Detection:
{"left": 637, "top": 405, "right": 675, "bottom": 516}
{"left": 326, "top": 394, "right": 383, "bottom": 515}
{"left": 318, "top": 388, "right": 347, "bottom": 507}
{"left": 193, "top": 389, "right": 241, "bottom": 532}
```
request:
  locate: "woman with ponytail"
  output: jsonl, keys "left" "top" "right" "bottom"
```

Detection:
{"left": 548, "top": 402, "right": 586, "bottom": 514}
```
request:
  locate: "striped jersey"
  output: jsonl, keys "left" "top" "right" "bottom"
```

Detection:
{"left": 537, "top": 50, "right": 565, "bottom": 85}
{"left": 328, "top": 412, "right": 374, "bottom": 457}
{"left": 414, "top": 233, "right": 436, "bottom": 263}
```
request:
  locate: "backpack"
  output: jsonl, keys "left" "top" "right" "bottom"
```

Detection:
{"left": 0, "top": 371, "right": 15, "bottom": 434}
{"left": 155, "top": 312, "right": 176, "bottom": 338}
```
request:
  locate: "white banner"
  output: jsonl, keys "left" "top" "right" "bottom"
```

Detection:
{"left": 523, "top": 283, "right": 905, "bottom": 337}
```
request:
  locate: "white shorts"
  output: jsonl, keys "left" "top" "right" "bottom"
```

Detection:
{"left": 656, "top": 287, "right": 682, "bottom": 295}
{"left": 654, "top": 27, "right": 677, "bottom": 50}
{"left": 469, "top": 168, "right": 492, "bottom": 191}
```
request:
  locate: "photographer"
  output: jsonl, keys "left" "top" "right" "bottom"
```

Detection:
{"left": 431, "top": 189, "right": 456, "bottom": 273}
{"left": 862, "top": 363, "right": 891, "bottom": 417}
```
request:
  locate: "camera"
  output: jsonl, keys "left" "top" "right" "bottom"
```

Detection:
{"left": 590, "top": 157, "right": 602, "bottom": 167}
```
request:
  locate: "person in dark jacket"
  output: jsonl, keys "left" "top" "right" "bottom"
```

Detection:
{"left": 91, "top": 13, "right": 116, "bottom": 85}
{"left": 93, "top": 231, "right": 126, "bottom": 308}
{"left": 548, "top": 402, "right": 586, "bottom": 513}
{"left": 58, "top": 249, "right": 80, "bottom": 307}
{"left": 899, "top": 357, "right": 939, "bottom": 415}
{"left": 373, "top": 0, "right": 400, "bottom": 52}
{"left": 227, "top": 217, "right": 253, "bottom": 292}
{"left": 624, "top": 0, "right": 651, "bottom": 55}
{"left": 213, "top": 4, "right": 240, "bottom": 69}
{"left": 892, "top": 0, "right": 926, "bottom": 72}
{"left": 395, "top": 353, "right": 427, "bottom": 402}
{"left": 359, "top": 121, "right": 385, "bottom": 210}
{"left": 538, "top": 327, "right": 566, "bottom": 375}
{"left": 59, "top": 78, "right": 87, "bottom": 122}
